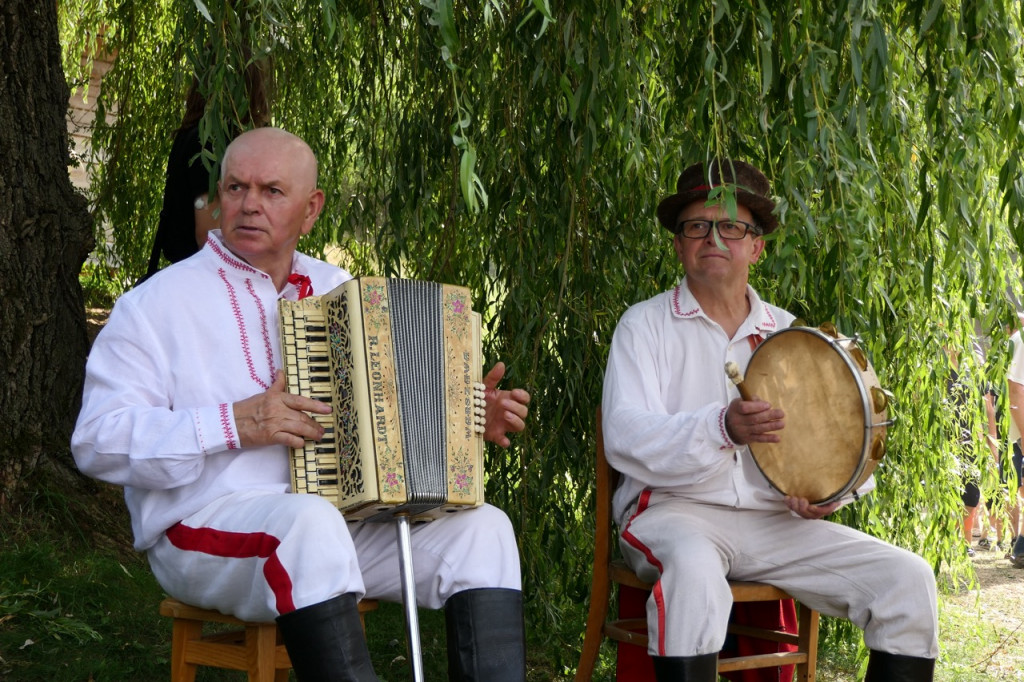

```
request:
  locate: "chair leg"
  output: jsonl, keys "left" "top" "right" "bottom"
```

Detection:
{"left": 169, "top": 618, "right": 201, "bottom": 682}
{"left": 248, "top": 622, "right": 277, "bottom": 682}
{"left": 796, "top": 603, "right": 819, "bottom": 682}
{"left": 575, "top": 571, "right": 612, "bottom": 681}
{"left": 274, "top": 622, "right": 290, "bottom": 682}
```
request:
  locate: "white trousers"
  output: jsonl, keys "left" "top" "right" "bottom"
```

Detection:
{"left": 148, "top": 489, "right": 521, "bottom": 622}
{"left": 619, "top": 491, "right": 939, "bottom": 659}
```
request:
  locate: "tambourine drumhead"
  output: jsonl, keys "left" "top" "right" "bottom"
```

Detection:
{"left": 743, "top": 326, "right": 887, "bottom": 504}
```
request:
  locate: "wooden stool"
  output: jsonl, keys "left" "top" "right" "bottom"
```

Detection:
{"left": 160, "top": 597, "right": 378, "bottom": 682}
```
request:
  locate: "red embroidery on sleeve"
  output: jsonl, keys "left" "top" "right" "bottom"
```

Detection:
{"left": 718, "top": 406, "right": 737, "bottom": 450}
{"left": 219, "top": 403, "right": 238, "bottom": 450}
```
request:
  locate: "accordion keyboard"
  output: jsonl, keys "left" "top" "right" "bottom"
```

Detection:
{"left": 279, "top": 299, "right": 340, "bottom": 501}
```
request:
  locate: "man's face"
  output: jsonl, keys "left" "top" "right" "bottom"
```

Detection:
{"left": 217, "top": 134, "right": 321, "bottom": 275}
{"left": 672, "top": 200, "right": 765, "bottom": 287}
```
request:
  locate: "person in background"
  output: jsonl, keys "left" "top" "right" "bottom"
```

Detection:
{"left": 601, "top": 158, "right": 938, "bottom": 681}
{"left": 979, "top": 379, "right": 1014, "bottom": 554}
{"left": 946, "top": 345, "right": 1000, "bottom": 559}
{"left": 73, "top": 128, "right": 531, "bottom": 681}
{"left": 142, "top": 58, "right": 273, "bottom": 281}
{"left": 1005, "top": 314, "right": 1024, "bottom": 566}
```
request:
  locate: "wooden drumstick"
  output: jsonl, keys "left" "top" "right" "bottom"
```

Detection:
{"left": 724, "top": 361, "right": 753, "bottom": 401}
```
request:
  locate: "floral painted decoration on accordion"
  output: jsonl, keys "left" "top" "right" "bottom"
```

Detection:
{"left": 449, "top": 454, "right": 476, "bottom": 497}
{"left": 445, "top": 290, "right": 472, "bottom": 337}
{"left": 379, "top": 446, "right": 405, "bottom": 496}
{"left": 362, "top": 282, "right": 390, "bottom": 334}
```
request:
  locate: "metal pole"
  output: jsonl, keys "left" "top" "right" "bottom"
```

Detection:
{"left": 395, "top": 514, "right": 425, "bottom": 682}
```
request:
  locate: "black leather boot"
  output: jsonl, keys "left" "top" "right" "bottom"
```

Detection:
{"left": 276, "top": 593, "right": 380, "bottom": 681}
{"left": 864, "top": 649, "right": 935, "bottom": 681}
{"left": 651, "top": 653, "right": 718, "bottom": 681}
{"left": 444, "top": 587, "right": 526, "bottom": 681}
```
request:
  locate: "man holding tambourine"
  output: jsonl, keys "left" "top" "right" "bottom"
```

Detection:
{"left": 601, "top": 159, "right": 939, "bottom": 681}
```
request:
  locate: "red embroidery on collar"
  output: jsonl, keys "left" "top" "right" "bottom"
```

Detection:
{"left": 671, "top": 285, "right": 700, "bottom": 317}
{"left": 287, "top": 273, "right": 313, "bottom": 299}
{"left": 759, "top": 304, "right": 778, "bottom": 331}
{"left": 209, "top": 238, "right": 263, "bottom": 277}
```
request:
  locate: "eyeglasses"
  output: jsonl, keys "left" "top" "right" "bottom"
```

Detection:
{"left": 675, "top": 219, "right": 762, "bottom": 240}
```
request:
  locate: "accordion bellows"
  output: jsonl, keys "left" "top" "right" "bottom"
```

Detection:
{"left": 280, "top": 277, "right": 487, "bottom": 522}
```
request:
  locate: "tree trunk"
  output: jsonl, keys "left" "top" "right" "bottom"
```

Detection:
{"left": 0, "top": 1, "right": 94, "bottom": 511}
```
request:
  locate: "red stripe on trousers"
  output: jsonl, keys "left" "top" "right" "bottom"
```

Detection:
{"left": 621, "top": 490, "right": 669, "bottom": 655}
{"left": 166, "top": 522, "right": 297, "bottom": 614}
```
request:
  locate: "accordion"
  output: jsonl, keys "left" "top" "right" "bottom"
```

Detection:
{"left": 279, "top": 277, "right": 487, "bottom": 522}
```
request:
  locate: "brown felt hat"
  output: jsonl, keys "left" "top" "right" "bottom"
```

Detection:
{"left": 657, "top": 159, "right": 778, "bottom": 234}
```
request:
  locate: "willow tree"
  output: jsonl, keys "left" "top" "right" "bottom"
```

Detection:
{"left": 58, "top": 0, "right": 1024, "bottom": 672}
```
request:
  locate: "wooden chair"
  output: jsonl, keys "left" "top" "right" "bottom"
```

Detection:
{"left": 160, "top": 597, "right": 378, "bottom": 682}
{"left": 575, "top": 409, "right": 819, "bottom": 681}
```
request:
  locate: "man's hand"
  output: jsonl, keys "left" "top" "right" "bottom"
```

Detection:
{"left": 785, "top": 496, "right": 841, "bottom": 519}
{"left": 724, "top": 396, "right": 784, "bottom": 445}
{"left": 481, "top": 362, "right": 530, "bottom": 448}
{"left": 233, "top": 370, "right": 332, "bottom": 448}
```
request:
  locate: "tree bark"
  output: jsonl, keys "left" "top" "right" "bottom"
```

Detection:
{"left": 0, "top": 2, "right": 94, "bottom": 511}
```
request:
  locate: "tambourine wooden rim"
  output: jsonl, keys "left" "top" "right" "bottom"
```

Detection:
{"left": 741, "top": 325, "right": 889, "bottom": 505}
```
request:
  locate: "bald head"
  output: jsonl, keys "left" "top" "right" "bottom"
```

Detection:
{"left": 216, "top": 127, "right": 327, "bottom": 289}
{"left": 221, "top": 127, "right": 319, "bottom": 191}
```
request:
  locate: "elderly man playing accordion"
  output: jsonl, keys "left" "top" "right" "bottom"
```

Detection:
{"left": 601, "top": 158, "right": 938, "bottom": 681}
{"left": 72, "top": 127, "right": 531, "bottom": 682}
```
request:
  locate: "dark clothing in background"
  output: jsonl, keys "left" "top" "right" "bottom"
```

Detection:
{"left": 143, "top": 126, "right": 211, "bottom": 280}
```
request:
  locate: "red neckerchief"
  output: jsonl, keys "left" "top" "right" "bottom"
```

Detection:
{"left": 287, "top": 273, "right": 313, "bottom": 299}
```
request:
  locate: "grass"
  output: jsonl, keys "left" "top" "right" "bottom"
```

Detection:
{"left": 930, "top": 547, "right": 1024, "bottom": 681}
{"left": 0, "top": 543, "right": 455, "bottom": 681}
{"left": 0, "top": 479, "right": 169, "bottom": 682}
{"left": 0, "top": 541, "right": 164, "bottom": 680}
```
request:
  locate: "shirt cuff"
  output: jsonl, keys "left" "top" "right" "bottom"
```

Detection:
{"left": 193, "top": 403, "right": 240, "bottom": 454}
{"left": 712, "top": 405, "right": 738, "bottom": 450}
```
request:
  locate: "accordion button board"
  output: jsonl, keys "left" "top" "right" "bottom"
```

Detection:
{"left": 280, "top": 277, "right": 487, "bottom": 523}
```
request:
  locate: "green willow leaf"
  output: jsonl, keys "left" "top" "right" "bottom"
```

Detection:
{"left": 192, "top": 0, "right": 212, "bottom": 23}
{"left": 529, "top": 0, "right": 554, "bottom": 37}
{"left": 919, "top": 0, "right": 944, "bottom": 39}
{"left": 713, "top": 0, "right": 730, "bottom": 25}
{"left": 459, "top": 144, "right": 478, "bottom": 213}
